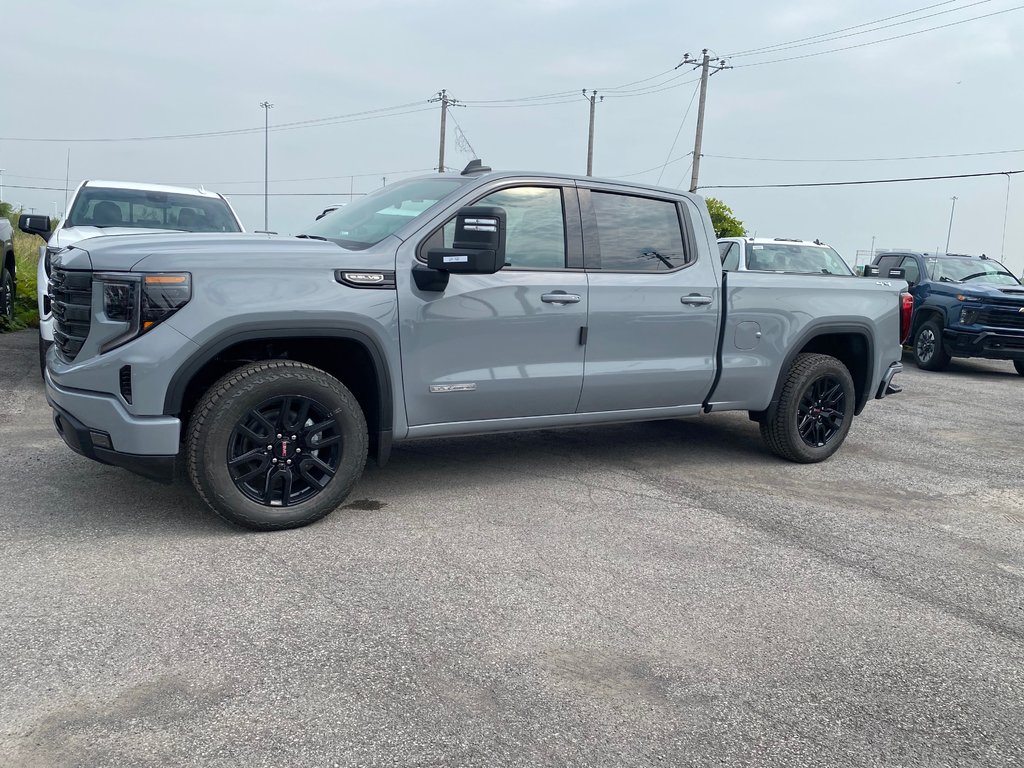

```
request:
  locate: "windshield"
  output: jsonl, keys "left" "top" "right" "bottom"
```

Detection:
{"left": 926, "top": 257, "right": 1021, "bottom": 285}
{"left": 301, "top": 177, "right": 468, "bottom": 250}
{"left": 67, "top": 187, "right": 241, "bottom": 232}
{"left": 745, "top": 243, "right": 853, "bottom": 275}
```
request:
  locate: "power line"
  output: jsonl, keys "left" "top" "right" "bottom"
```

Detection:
{"left": 703, "top": 148, "right": 1024, "bottom": 163}
{"left": 726, "top": 0, "right": 958, "bottom": 56}
{"left": 698, "top": 169, "right": 1024, "bottom": 190}
{"left": 1, "top": 168, "right": 436, "bottom": 188}
{"left": 0, "top": 102, "right": 435, "bottom": 143}
{"left": 610, "top": 153, "right": 692, "bottom": 180}
{"left": 602, "top": 75, "right": 701, "bottom": 99}
{"left": 461, "top": 98, "right": 583, "bottom": 109}
{"left": 0, "top": 184, "right": 371, "bottom": 197}
{"left": 656, "top": 82, "right": 701, "bottom": 185}
{"left": 729, "top": 0, "right": 993, "bottom": 58}
{"left": 734, "top": 5, "right": 1024, "bottom": 68}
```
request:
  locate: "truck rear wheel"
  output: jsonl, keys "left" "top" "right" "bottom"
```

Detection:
{"left": 760, "top": 353, "right": 855, "bottom": 463}
{"left": 913, "top": 319, "right": 950, "bottom": 371}
{"left": 186, "top": 360, "right": 367, "bottom": 531}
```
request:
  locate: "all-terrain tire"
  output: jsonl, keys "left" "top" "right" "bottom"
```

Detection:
{"left": 760, "top": 353, "right": 856, "bottom": 464}
{"left": 913, "top": 319, "right": 951, "bottom": 371}
{"left": 0, "top": 268, "right": 14, "bottom": 324}
{"left": 186, "top": 360, "right": 367, "bottom": 531}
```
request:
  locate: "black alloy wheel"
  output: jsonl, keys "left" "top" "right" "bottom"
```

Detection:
{"left": 760, "top": 352, "right": 856, "bottom": 463}
{"left": 186, "top": 360, "right": 368, "bottom": 531}
{"left": 227, "top": 395, "right": 343, "bottom": 507}
{"left": 796, "top": 375, "right": 846, "bottom": 448}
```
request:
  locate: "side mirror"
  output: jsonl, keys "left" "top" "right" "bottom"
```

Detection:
{"left": 426, "top": 206, "right": 506, "bottom": 275}
{"left": 19, "top": 214, "right": 53, "bottom": 242}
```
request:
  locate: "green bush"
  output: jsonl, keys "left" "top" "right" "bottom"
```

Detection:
{"left": 1, "top": 202, "right": 43, "bottom": 332}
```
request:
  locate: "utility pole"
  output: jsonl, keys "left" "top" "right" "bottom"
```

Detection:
{"left": 945, "top": 195, "right": 958, "bottom": 253}
{"left": 0, "top": 169, "right": 5, "bottom": 202}
{"left": 1000, "top": 173, "right": 1011, "bottom": 260}
{"left": 259, "top": 101, "right": 274, "bottom": 231}
{"left": 430, "top": 90, "right": 463, "bottom": 173}
{"left": 677, "top": 49, "right": 730, "bottom": 192}
{"left": 583, "top": 90, "right": 602, "bottom": 176}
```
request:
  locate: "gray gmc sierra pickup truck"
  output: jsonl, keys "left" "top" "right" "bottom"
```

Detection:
{"left": 43, "top": 162, "right": 908, "bottom": 530}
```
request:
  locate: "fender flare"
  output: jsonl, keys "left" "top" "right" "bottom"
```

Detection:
{"left": 767, "top": 322, "right": 876, "bottom": 417}
{"left": 163, "top": 324, "right": 394, "bottom": 455}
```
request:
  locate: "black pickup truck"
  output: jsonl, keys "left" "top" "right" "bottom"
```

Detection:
{"left": 872, "top": 251, "right": 1024, "bottom": 375}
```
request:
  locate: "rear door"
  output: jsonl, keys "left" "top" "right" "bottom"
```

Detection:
{"left": 397, "top": 182, "right": 589, "bottom": 426}
{"left": 576, "top": 187, "right": 720, "bottom": 413}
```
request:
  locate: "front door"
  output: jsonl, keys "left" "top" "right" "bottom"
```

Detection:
{"left": 398, "top": 184, "right": 588, "bottom": 427}
{"left": 577, "top": 189, "right": 720, "bottom": 413}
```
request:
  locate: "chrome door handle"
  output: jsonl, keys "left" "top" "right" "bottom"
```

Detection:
{"left": 680, "top": 294, "right": 713, "bottom": 306}
{"left": 541, "top": 292, "right": 582, "bottom": 305}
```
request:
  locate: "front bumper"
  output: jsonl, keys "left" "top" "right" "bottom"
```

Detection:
{"left": 876, "top": 361, "right": 903, "bottom": 399}
{"left": 45, "top": 372, "right": 181, "bottom": 483}
{"left": 943, "top": 329, "right": 1024, "bottom": 360}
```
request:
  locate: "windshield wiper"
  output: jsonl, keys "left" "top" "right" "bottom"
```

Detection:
{"left": 295, "top": 234, "right": 329, "bottom": 241}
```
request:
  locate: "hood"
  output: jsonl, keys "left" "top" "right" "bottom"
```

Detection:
{"left": 954, "top": 282, "right": 1024, "bottom": 302}
{"left": 63, "top": 232, "right": 396, "bottom": 273}
{"left": 52, "top": 225, "right": 174, "bottom": 249}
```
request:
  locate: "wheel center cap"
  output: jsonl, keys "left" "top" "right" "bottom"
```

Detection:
{"left": 274, "top": 439, "right": 295, "bottom": 459}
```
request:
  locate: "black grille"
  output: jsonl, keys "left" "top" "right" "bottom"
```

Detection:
{"left": 50, "top": 267, "right": 93, "bottom": 361}
{"left": 977, "top": 308, "right": 1024, "bottom": 330}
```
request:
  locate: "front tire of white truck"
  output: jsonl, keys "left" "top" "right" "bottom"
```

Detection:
{"left": 186, "top": 360, "right": 368, "bottom": 531}
{"left": 759, "top": 353, "right": 856, "bottom": 463}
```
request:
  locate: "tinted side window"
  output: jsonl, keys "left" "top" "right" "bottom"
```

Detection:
{"left": 900, "top": 256, "right": 920, "bottom": 284}
{"left": 590, "top": 192, "right": 688, "bottom": 271}
{"left": 875, "top": 255, "right": 902, "bottom": 275}
{"left": 722, "top": 243, "right": 740, "bottom": 271}
{"left": 444, "top": 186, "right": 566, "bottom": 269}
{"left": 718, "top": 242, "right": 730, "bottom": 259}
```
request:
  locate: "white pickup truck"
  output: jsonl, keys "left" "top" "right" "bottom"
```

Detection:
{"left": 19, "top": 180, "right": 244, "bottom": 370}
{"left": 718, "top": 237, "right": 854, "bottom": 275}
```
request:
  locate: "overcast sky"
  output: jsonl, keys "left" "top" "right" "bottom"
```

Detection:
{"left": 4, "top": 0, "right": 1023, "bottom": 273}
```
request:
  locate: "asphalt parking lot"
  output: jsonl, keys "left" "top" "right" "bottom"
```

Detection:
{"left": 1, "top": 328, "right": 1022, "bottom": 768}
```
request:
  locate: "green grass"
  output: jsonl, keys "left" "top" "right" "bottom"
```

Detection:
{"left": 1, "top": 206, "right": 43, "bottom": 332}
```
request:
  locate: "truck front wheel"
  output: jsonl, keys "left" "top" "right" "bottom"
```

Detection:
{"left": 760, "top": 353, "right": 855, "bottom": 463}
{"left": 913, "top": 319, "right": 950, "bottom": 371}
{"left": 186, "top": 360, "right": 368, "bottom": 531}
{"left": 1, "top": 267, "right": 14, "bottom": 323}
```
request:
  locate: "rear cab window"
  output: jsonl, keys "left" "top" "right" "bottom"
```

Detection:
{"left": 587, "top": 191, "right": 691, "bottom": 271}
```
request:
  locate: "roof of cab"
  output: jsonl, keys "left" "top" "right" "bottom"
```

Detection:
{"left": 82, "top": 180, "right": 226, "bottom": 199}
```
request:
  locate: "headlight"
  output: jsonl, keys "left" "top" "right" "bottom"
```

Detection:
{"left": 44, "top": 246, "right": 62, "bottom": 278}
{"left": 98, "top": 272, "right": 191, "bottom": 352}
{"left": 960, "top": 307, "right": 978, "bottom": 325}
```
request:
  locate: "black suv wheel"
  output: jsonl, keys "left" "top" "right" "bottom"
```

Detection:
{"left": 186, "top": 360, "right": 367, "bottom": 531}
